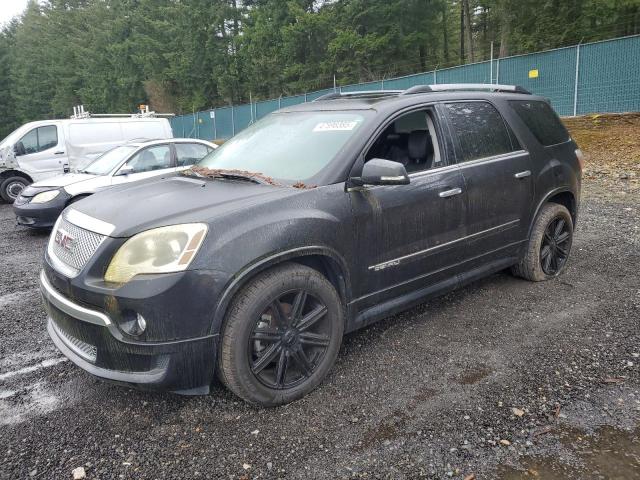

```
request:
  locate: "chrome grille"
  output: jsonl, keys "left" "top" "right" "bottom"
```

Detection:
{"left": 51, "top": 320, "right": 97, "bottom": 362}
{"left": 48, "top": 216, "right": 106, "bottom": 277}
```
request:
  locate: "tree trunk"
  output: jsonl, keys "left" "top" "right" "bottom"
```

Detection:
{"left": 499, "top": 6, "right": 510, "bottom": 57}
{"left": 460, "top": 1, "right": 465, "bottom": 63}
{"left": 443, "top": 1, "right": 450, "bottom": 64}
{"left": 463, "top": 0, "right": 474, "bottom": 62}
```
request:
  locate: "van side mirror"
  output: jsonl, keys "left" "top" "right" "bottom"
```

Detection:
{"left": 350, "top": 159, "right": 410, "bottom": 187}
{"left": 14, "top": 142, "right": 26, "bottom": 156}
{"left": 116, "top": 165, "right": 135, "bottom": 176}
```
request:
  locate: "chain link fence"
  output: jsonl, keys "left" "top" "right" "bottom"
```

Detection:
{"left": 170, "top": 34, "right": 640, "bottom": 140}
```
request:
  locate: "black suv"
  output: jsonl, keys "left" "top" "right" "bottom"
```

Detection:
{"left": 40, "top": 84, "right": 582, "bottom": 406}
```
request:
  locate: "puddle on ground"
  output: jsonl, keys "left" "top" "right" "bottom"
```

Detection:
{"left": 497, "top": 426, "right": 640, "bottom": 479}
{"left": 459, "top": 365, "right": 493, "bottom": 385}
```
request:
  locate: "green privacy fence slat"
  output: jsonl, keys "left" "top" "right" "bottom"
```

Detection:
{"left": 306, "top": 88, "right": 335, "bottom": 101}
{"left": 437, "top": 61, "right": 492, "bottom": 84}
{"left": 497, "top": 47, "right": 577, "bottom": 116}
{"left": 170, "top": 35, "right": 640, "bottom": 140}
{"left": 280, "top": 94, "right": 307, "bottom": 107}
{"left": 577, "top": 36, "right": 640, "bottom": 115}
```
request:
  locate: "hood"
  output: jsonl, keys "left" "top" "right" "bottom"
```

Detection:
{"left": 32, "top": 173, "right": 98, "bottom": 189}
{"left": 70, "top": 174, "right": 302, "bottom": 237}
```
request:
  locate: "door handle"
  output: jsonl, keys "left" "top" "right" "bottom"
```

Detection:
{"left": 514, "top": 170, "right": 531, "bottom": 179}
{"left": 439, "top": 187, "right": 462, "bottom": 198}
{"left": 54, "top": 151, "right": 65, "bottom": 155}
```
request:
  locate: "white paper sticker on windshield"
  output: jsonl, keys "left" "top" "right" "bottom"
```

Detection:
{"left": 313, "top": 121, "right": 359, "bottom": 132}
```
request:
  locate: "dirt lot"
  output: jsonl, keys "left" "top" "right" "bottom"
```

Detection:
{"left": 1, "top": 114, "right": 639, "bottom": 479}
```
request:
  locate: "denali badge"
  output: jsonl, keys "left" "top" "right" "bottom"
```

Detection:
{"left": 54, "top": 229, "right": 75, "bottom": 253}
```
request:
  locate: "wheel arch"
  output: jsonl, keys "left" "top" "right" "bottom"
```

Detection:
{"left": 211, "top": 247, "right": 351, "bottom": 335}
{"left": 0, "top": 169, "right": 33, "bottom": 184}
{"left": 528, "top": 188, "right": 577, "bottom": 238}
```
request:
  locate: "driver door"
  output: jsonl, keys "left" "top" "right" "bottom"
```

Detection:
{"left": 349, "top": 107, "right": 467, "bottom": 314}
{"left": 111, "top": 143, "right": 175, "bottom": 185}
{"left": 14, "top": 124, "right": 66, "bottom": 178}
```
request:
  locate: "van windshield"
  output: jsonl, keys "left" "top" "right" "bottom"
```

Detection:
{"left": 195, "top": 111, "right": 366, "bottom": 182}
{"left": 82, "top": 146, "right": 137, "bottom": 175}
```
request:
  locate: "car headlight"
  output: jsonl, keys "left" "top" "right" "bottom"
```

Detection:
{"left": 31, "top": 190, "right": 60, "bottom": 204}
{"left": 104, "top": 223, "right": 208, "bottom": 284}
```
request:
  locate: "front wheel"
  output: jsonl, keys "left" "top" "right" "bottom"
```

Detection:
{"left": 512, "top": 202, "right": 574, "bottom": 281}
{"left": 0, "top": 176, "right": 29, "bottom": 203}
{"left": 218, "top": 263, "right": 344, "bottom": 406}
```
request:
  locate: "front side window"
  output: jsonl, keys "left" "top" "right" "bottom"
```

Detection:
{"left": 365, "top": 109, "right": 443, "bottom": 174}
{"left": 18, "top": 125, "right": 58, "bottom": 154}
{"left": 175, "top": 143, "right": 211, "bottom": 166}
{"left": 196, "top": 112, "right": 366, "bottom": 182}
{"left": 82, "top": 146, "right": 137, "bottom": 175}
{"left": 509, "top": 100, "right": 570, "bottom": 146}
{"left": 444, "top": 102, "right": 515, "bottom": 162}
{"left": 126, "top": 145, "right": 172, "bottom": 173}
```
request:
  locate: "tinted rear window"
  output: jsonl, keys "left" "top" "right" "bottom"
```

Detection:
{"left": 444, "top": 101, "right": 516, "bottom": 162}
{"left": 509, "top": 100, "right": 570, "bottom": 146}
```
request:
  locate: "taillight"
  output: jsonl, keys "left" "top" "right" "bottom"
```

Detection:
{"left": 575, "top": 149, "right": 585, "bottom": 171}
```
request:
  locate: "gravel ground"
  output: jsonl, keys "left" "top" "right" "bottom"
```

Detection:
{"left": 0, "top": 177, "right": 639, "bottom": 479}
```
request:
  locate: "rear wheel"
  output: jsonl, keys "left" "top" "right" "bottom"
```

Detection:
{"left": 512, "top": 203, "right": 573, "bottom": 281}
{"left": 0, "top": 176, "right": 29, "bottom": 203}
{"left": 218, "top": 263, "right": 344, "bottom": 406}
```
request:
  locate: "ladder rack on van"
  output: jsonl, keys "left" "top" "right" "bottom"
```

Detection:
{"left": 70, "top": 105, "right": 175, "bottom": 120}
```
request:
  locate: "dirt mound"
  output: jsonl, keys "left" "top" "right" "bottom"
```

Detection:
{"left": 563, "top": 113, "right": 640, "bottom": 189}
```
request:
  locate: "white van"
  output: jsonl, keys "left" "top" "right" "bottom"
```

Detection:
{"left": 0, "top": 116, "right": 173, "bottom": 202}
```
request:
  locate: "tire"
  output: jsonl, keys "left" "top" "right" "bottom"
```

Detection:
{"left": 0, "top": 176, "right": 29, "bottom": 203}
{"left": 218, "top": 263, "right": 344, "bottom": 406}
{"left": 512, "top": 203, "right": 574, "bottom": 282}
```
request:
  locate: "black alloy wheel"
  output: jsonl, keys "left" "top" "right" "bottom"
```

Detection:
{"left": 218, "top": 263, "right": 344, "bottom": 406}
{"left": 540, "top": 216, "right": 571, "bottom": 275}
{"left": 249, "top": 289, "right": 331, "bottom": 389}
{"left": 511, "top": 202, "right": 574, "bottom": 282}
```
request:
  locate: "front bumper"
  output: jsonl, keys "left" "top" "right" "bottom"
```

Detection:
{"left": 40, "top": 270, "right": 218, "bottom": 394}
{"left": 14, "top": 191, "right": 70, "bottom": 228}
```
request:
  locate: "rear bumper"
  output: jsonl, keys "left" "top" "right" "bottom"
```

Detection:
{"left": 13, "top": 192, "right": 69, "bottom": 228}
{"left": 40, "top": 270, "right": 218, "bottom": 394}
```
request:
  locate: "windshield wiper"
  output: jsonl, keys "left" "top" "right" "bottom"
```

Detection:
{"left": 187, "top": 167, "right": 279, "bottom": 186}
{"left": 216, "top": 172, "right": 261, "bottom": 184}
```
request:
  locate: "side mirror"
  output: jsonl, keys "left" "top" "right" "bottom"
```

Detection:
{"left": 116, "top": 165, "right": 134, "bottom": 176}
{"left": 14, "top": 142, "right": 26, "bottom": 156}
{"left": 350, "top": 158, "right": 410, "bottom": 187}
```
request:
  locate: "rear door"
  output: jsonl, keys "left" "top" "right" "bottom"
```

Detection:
{"left": 443, "top": 100, "right": 533, "bottom": 262}
{"left": 174, "top": 142, "right": 214, "bottom": 171}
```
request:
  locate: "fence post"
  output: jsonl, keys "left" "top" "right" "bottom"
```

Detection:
{"left": 231, "top": 105, "right": 235, "bottom": 136}
{"left": 433, "top": 69, "right": 437, "bottom": 84}
{"left": 496, "top": 59, "right": 500, "bottom": 84}
{"left": 278, "top": 96, "right": 281, "bottom": 109}
{"left": 489, "top": 41, "right": 494, "bottom": 84}
{"left": 381, "top": 78, "right": 385, "bottom": 89}
{"left": 213, "top": 110, "right": 217, "bottom": 140}
{"left": 573, "top": 44, "right": 581, "bottom": 117}
{"left": 304, "top": 92, "right": 308, "bottom": 102}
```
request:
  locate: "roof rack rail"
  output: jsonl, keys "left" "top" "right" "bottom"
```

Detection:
{"left": 313, "top": 90, "right": 403, "bottom": 102}
{"left": 70, "top": 104, "right": 175, "bottom": 119}
{"left": 402, "top": 84, "right": 531, "bottom": 95}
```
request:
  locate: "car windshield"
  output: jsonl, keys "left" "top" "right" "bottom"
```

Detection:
{"left": 195, "top": 111, "right": 366, "bottom": 181}
{"left": 82, "top": 146, "right": 137, "bottom": 175}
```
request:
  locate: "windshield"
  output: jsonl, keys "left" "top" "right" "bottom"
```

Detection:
{"left": 0, "top": 123, "right": 32, "bottom": 148}
{"left": 196, "top": 112, "right": 366, "bottom": 181}
{"left": 82, "top": 146, "right": 137, "bottom": 175}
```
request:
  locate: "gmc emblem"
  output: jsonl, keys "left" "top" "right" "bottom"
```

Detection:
{"left": 54, "top": 229, "right": 75, "bottom": 253}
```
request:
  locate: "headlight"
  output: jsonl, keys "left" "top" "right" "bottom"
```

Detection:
{"left": 104, "top": 223, "right": 208, "bottom": 284}
{"left": 31, "top": 190, "right": 60, "bottom": 203}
